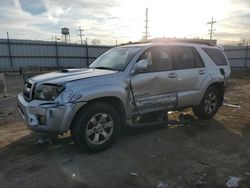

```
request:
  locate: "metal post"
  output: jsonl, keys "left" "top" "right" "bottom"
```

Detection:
{"left": 55, "top": 36, "right": 59, "bottom": 69}
{"left": 85, "top": 38, "right": 89, "bottom": 67}
{"left": 0, "top": 73, "right": 7, "bottom": 97}
{"left": 245, "top": 42, "right": 249, "bottom": 69}
{"left": 7, "top": 32, "right": 13, "bottom": 69}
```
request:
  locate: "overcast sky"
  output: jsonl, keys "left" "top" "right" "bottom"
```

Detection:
{"left": 0, "top": 0, "right": 249, "bottom": 45}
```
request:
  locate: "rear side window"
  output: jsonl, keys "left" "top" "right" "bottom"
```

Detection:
{"left": 172, "top": 46, "right": 196, "bottom": 69}
{"left": 138, "top": 46, "right": 173, "bottom": 72}
{"left": 202, "top": 48, "right": 228, "bottom": 66}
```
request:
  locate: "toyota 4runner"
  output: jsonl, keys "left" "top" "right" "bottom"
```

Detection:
{"left": 17, "top": 39, "right": 231, "bottom": 152}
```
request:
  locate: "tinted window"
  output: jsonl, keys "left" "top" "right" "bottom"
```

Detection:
{"left": 172, "top": 46, "right": 196, "bottom": 69}
{"left": 193, "top": 48, "right": 204, "bottom": 68}
{"left": 202, "top": 48, "right": 228, "bottom": 66}
{"left": 138, "top": 47, "right": 173, "bottom": 72}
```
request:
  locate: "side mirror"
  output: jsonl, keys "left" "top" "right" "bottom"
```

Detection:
{"left": 131, "top": 59, "right": 148, "bottom": 74}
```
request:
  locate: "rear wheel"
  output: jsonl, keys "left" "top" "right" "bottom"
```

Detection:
{"left": 192, "top": 86, "right": 221, "bottom": 120}
{"left": 71, "top": 102, "right": 121, "bottom": 152}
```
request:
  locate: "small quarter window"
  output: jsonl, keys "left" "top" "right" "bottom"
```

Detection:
{"left": 202, "top": 48, "right": 228, "bottom": 66}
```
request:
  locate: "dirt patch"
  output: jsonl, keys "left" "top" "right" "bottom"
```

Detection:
{"left": 0, "top": 74, "right": 250, "bottom": 188}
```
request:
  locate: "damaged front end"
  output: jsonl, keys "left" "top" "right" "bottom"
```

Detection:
{"left": 17, "top": 80, "right": 86, "bottom": 134}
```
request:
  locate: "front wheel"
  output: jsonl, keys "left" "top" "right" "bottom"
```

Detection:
{"left": 192, "top": 87, "right": 221, "bottom": 120}
{"left": 71, "top": 102, "right": 121, "bottom": 152}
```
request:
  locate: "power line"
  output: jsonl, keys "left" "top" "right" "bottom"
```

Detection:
{"left": 207, "top": 17, "right": 217, "bottom": 40}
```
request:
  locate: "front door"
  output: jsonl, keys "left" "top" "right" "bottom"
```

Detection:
{"left": 130, "top": 46, "right": 178, "bottom": 113}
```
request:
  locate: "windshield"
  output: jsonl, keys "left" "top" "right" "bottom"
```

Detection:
{"left": 89, "top": 47, "right": 141, "bottom": 71}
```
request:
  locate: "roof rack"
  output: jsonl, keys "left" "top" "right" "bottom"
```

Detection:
{"left": 149, "top": 38, "right": 217, "bottom": 46}
{"left": 120, "top": 41, "right": 144, "bottom": 45}
{"left": 120, "top": 38, "right": 217, "bottom": 46}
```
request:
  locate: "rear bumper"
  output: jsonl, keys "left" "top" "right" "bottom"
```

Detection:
{"left": 17, "top": 93, "right": 86, "bottom": 134}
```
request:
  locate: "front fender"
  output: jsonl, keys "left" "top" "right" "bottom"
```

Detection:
{"left": 75, "top": 84, "right": 128, "bottom": 107}
{"left": 59, "top": 84, "right": 130, "bottom": 132}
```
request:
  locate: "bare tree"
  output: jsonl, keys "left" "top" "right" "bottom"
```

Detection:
{"left": 91, "top": 39, "right": 101, "bottom": 45}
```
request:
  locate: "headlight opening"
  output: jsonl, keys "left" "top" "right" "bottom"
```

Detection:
{"left": 34, "top": 84, "right": 64, "bottom": 101}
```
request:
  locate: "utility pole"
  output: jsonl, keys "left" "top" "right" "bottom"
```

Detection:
{"left": 54, "top": 35, "right": 60, "bottom": 69}
{"left": 78, "top": 26, "right": 84, "bottom": 44}
{"left": 85, "top": 38, "right": 89, "bottom": 67}
{"left": 143, "top": 8, "right": 150, "bottom": 42}
{"left": 6, "top": 32, "right": 13, "bottom": 69}
{"left": 207, "top": 17, "right": 217, "bottom": 40}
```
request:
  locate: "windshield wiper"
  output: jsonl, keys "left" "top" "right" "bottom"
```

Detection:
{"left": 93, "top": 66, "right": 118, "bottom": 71}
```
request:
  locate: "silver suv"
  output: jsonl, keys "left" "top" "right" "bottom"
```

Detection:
{"left": 17, "top": 39, "right": 231, "bottom": 152}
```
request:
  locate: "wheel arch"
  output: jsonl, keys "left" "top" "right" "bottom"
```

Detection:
{"left": 206, "top": 82, "right": 224, "bottom": 106}
{"left": 70, "top": 96, "right": 126, "bottom": 130}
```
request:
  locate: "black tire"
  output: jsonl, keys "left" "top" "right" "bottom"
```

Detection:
{"left": 71, "top": 102, "right": 121, "bottom": 152}
{"left": 192, "top": 86, "right": 221, "bottom": 120}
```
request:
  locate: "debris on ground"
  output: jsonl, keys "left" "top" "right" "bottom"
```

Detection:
{"left": 179, "top": 113, "right": 195, "bottom": 121}
{"left": 226, "top": 176, "right": 241, "bottom": 188}
{"left": 35, "top": 138, "right": 53, "bottom": 145}
{"left": 168, "top": 124, "right": 182, "bottom": 129}
{"left": 156, "top": 181, "right": 169, "bottom": 188}
{"left": 223, "top": 102, "right": 240, "bottom": 108}
{"left": 151, "top": 154, "right": 157, "bottom": 158}
{"left": 130, "top": 172, "right": 138, "bottom": 177}
{"left": 245, "top": 172, "right": 250, "bottom": 176}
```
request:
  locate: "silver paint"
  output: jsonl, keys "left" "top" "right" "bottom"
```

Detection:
{"left": 17, "top": 42, "right": 231, "bottom": 134}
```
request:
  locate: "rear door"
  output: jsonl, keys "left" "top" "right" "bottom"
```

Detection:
{"left": 130, "top": 46, "right": 178, "bottom": 113}
{"left": 172, "top": 46, "right": 209, "bottom": 107}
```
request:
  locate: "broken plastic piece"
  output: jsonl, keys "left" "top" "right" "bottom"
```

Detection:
{"left": 130, "top": 172, "right": 138, "bottom": 176}
{"left": 156, "top": 181, "right": 169, "bottom": 188}
{"left": 226, "top": 176, "right": 241, "bottom": 188}
{"left": 223, "top": 102, "right": 240, "bottom": 108}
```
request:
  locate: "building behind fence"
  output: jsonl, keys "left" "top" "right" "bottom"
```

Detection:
{"left": 0, "top": 38, "right": 249, "bottom": 71}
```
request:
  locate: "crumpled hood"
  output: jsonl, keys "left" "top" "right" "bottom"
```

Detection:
{"left": 30, "top": 68, "right": 118, "bottom": 84}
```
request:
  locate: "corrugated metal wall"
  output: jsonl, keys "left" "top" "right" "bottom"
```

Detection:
{"left": 0, "top": 39, "right": 112, "bottom": 71}
{"left": 0, "top": 38, "right": 249, "bottom": 70}
{"left": 223, "top": 45, "right": 250, "bottom": 68}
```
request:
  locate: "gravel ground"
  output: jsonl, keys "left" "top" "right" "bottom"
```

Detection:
{"left": 0, "top": 73, "right": 250, "bottom": 188}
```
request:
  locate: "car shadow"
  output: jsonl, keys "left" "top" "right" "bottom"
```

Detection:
{"left": 1, "top": 118, "right": 250, "bottom": 188}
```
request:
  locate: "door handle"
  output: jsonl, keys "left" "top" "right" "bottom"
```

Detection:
{"left": 168, "top": 73, "right": 177, "bottom": 78}
{"left": 199, "top": 70, "right": 206, "bottom": 75}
